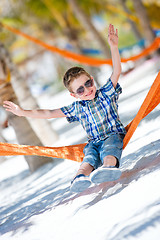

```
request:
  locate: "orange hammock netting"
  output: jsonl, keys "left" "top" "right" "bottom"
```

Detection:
{"left": 1, "top": 23, "right": 160, "bottom": 66}
{"left": 1, "top": 23, "right": 160, "bottom": 161}
{"left": 0, "top": 71, "right": 160, "bottom": 162}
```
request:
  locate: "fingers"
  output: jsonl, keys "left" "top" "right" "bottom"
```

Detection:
{"left": 3, "top": 100, "right": 12, "bottom": 105}
{"left": 3, "top": 105, "right": 12, "bottom": 112}
{"left": 3, "top": 101, "right": 15, "bottom": 106}
{"left": 3, "top": 101, "right": 13, "bottom": 108}
{"left": 108, "top": 24, "right": 118, "bottom": 36}
{"left": 115, "top": 28, "right": 118, "bottom": 36}
{"left": 3, "top": 101, "right": 17, "bottom": 111}
{"left": 3, "top": 100, "right": 10, "bottom": 105}
{"left": 109, "top": 24, "right": 114, "bottom": 34}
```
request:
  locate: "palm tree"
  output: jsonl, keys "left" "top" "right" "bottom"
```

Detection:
{"left": 0, "top": 1, "right": 60, "bottom": 146}
{"left": 67, "top": 0, "right": 110, "bottom": 58}
{"left": 0, "top": 43, "right": 55, "bottom": 173}
{"left": 119, "top": 0, "right": 142, "bottom": 41}
{"left": 10, "top": 57, "right": 58, "bottom": 147}
{"left": 25, "top": 0, "right": 110, "bottom": 57}
{"left": 41, "top": 0, "right": 101, "bottom": 86}
{"left": 131, "top": 0, "right": 156, "bottom": 45}
{"left": 0, "top": 28, "right": 58, "bottom": 146}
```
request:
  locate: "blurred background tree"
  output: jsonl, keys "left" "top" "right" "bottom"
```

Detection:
{"left": 0, "top": 44, "right": 54, "bottom": 172}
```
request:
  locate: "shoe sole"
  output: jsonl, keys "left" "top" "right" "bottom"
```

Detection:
{"left": 91, "top": 168, "right": 121, "bottom": 184}
{"left": 70, "top": 179, "right": 91, "bottom": 193}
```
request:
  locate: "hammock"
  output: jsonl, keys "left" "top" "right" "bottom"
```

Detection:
{"left": 1, "top": 23, "right": 160, "bottom": 66}
{"left": 0, "top": 71, "right": 160, "bottom": 162}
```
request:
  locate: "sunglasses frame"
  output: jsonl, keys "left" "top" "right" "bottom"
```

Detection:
{"left": 74, "top": 78, "right": 94, "bottom": 96}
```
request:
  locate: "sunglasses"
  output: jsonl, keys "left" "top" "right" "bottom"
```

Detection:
{"left": 74, "top": 78, "right": 94, "bottom": 96}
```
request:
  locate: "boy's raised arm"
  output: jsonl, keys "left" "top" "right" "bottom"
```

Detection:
{"left": 108, "top": 24, "right": 122, "bottom": 88}
{"left": 3, "top": 101, "right": 65, "bottom": 119}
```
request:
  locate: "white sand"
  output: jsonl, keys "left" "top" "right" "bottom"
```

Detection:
{"left": 0, "top": 58, "right": 160, "bottom": 240}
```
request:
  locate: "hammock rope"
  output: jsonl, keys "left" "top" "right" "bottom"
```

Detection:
{"left": 1, "top": 23, "right": 160, "bottom": 66}
{"left": 0, "top": 71, "right": 160, "bottom": 162}
{"left": 1, "top": 23, "right": 160, "bottom": 161}
{"left": 123, "top": 71, "right": 160, "bottom": 148}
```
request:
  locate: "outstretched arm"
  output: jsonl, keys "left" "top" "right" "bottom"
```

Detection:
{"left": 108, "top": 24, "right": 121, "bottom": 88}
{"left": 3, "top": 101, "right": 65, "bottom": 119}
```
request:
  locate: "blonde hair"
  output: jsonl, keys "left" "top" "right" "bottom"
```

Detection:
{"left": 63, "top": 66, "right": 90, "bottom": 92}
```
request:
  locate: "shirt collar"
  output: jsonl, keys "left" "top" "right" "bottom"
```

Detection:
{"left": 80, "top": 90, "right": 99, "bottom": 106}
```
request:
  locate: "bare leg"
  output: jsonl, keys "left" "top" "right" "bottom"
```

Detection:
{"left": 76, "top": 162, "right": 94, "bottom": 177}
{"left": 103, "top": 155, "right": 117, "bottom": 167}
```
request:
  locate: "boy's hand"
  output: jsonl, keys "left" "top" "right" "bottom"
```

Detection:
{"left": 3, "top": 101, "right": 23, "bottom": 116}
{"left": 108, "top": 24, "right": 118, "bottom": 48}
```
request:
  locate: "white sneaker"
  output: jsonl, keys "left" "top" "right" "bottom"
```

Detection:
{"left": 90, "top": 166, "right": 121, "bottom": 184}
{"left": 70, "top": 174, "right": 91, "bottom": 193}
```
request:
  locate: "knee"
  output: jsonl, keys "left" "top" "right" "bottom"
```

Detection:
{"left": 78, "top": 162, "right": 94, "bottom": 176}
{"left": 103, "top": 155, "right": 117, "bottom": 167}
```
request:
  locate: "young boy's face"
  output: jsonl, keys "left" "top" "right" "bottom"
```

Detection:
{"left": 70, "top": 74, "right": 96, "bottom": 101}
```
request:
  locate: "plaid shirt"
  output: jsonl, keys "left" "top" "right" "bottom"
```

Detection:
{"left": 61, "top": 78, "right": 126, "bottom": 142}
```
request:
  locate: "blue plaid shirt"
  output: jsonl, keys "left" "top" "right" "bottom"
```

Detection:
{"left": 61, "top": 78, "right": 126, "bottom": 142}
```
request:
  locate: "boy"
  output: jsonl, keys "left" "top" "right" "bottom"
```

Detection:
{"left": 3, "top": 24, "right": 126, "bottom": 193}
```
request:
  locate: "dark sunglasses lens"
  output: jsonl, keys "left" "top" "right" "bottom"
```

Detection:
{"left": 76, "top": 86, "right": 84, "bottom": 95}
{"left": 85, "top": 79, "right": 93, "bottom": 87}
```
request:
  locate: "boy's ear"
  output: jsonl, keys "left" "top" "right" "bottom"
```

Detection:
{"left": 70, "top": 92, "right": 78, "bottom": 99}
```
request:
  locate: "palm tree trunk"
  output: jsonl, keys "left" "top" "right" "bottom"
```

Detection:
{"left": 0, "top": 43, "right": 58, "bottom": 146}
{"left": 11, "top": 72, "right": 58, "bottom": 146}
{"left": 119, "top": 0, "right": 142, "bottom": 41}
{"left": 0, "top": 80, "right": 53, "bottom": 172}
{"left": 68, "top": 0, "right": 110, "bottom": 58}
{"left": 7, "top": 106, "right": 53, "bottom": 172}
{"left": 0, "top": 43, "right": 55, "bottom": 172}
{"left": 131, "top": 0, "right": 156, "bottom": 45}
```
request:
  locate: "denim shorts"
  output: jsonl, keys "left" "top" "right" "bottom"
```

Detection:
{"left": 82, "top": 133, "right": 125, "bottom": 169}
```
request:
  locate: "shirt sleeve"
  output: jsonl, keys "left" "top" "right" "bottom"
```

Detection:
{"left": 101, "top": 78, "right": 122, "bottom": 98}
{"left": 61, "top": 102, "right": 79, "bottom": 123}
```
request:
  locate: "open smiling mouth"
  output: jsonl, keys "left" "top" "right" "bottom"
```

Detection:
{"left": 85, "top": 90, "right": 93, "bottom": 96}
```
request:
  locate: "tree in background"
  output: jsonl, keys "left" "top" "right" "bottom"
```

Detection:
{"left": 119, "top": 0, "right": 142, "bottom": 41}
{"left": 131, "top": 0, "right": 156, "bottom": 45}
{"left": 67, "top": 0, "right": 110, "bottom": 57}
{"left": 0, "top": 43, "right": 56, "bottom": 173}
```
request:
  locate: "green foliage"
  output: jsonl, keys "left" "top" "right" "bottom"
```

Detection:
{"left": 47, "top": 0, "right": 68, "bottom": 11}
{"left": 1, "top": 17, "right": 23, "bottom": 26}
{"left": 145, "top": 4, "right": 160, "bottom": 26}
{"left": 75, "top": 0, "right": 104, "bottom": 15}
{"left": 25, "top": 0, "right": 49, "bottom": 17}
{"left": 118, "top": 28, "right": 137, "bottom": 48}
